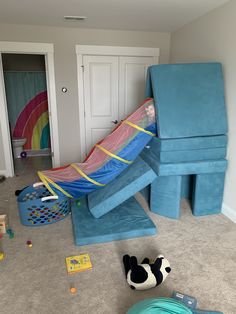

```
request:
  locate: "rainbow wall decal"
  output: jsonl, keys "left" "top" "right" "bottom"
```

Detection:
{"left": 13, "top": 91, "right": 50, "bottom": 150}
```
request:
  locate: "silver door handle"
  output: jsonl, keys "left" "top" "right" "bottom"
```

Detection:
{"left": 111, "top": 120, "right": 118, "bottom": 124}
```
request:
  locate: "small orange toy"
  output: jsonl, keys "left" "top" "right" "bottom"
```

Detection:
{"left": 70, "top": 287, "right": 77, "bottom": 294}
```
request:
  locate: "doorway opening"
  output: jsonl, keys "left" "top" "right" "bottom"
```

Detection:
{"left": 0, "top": 41, "right": 60, "bottom": 178}
{"left": 2, "top": 53, "right": 52, "bottom": 176}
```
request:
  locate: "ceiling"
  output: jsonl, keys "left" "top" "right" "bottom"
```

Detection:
{"left": 0, "top": 0, "right": 230, "bottom": 32}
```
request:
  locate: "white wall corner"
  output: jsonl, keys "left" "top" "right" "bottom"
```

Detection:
{"left": 222, "top": 203, "right": 236, "bottom": 223}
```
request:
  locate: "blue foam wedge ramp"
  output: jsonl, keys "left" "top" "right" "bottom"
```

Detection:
{"left": 71, "top": 197, "right": 156, "bottom": 246}
{"left": 88, "top": 156, "right": 157, "bottom": 218}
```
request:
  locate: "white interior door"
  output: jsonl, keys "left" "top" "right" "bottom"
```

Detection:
{"left": 119, "top": 56, "right": 154, "bottom": 118}
{"left": 83, "top": 55, "right": 119, "bottom": 153}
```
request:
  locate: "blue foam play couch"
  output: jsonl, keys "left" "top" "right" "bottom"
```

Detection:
{"left": 142, "top": 62, "right": 228, "bottom": 218}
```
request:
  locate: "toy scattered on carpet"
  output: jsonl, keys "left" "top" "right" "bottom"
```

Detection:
{"left": 65, "top": 254, "right": 92, "bottom": 274}
{"left": 0, "top": 215, "right": 14, "bottom": 239}
{"left": 172, "top": 291, "right": 197, "bottom": 309}
{"left": 26, "top": 240, "right": 33, "bottom": 248}
{"left": 0, "top": 232, "right": 4, "bottom": 261}
{"left": 0, "top": 251, "right": 5, "bottom": 261}
{"left": 127, "top": 292, "right": 224, "bottom": 314}
{"left": 123, "top": 254, "right": 171, "bottom": 290}
{"left": 69, "top": 284, "right": 77, "bottom": 295}
{"left": 6, "top": 228, "right": 14, "bottom": 239}
{"left": 0, "top": 214, "right": 7, "bottom": 233}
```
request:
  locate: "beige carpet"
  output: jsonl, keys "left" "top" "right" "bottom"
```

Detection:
{"left": 0, "top": 173, "right": 235, "bottom": 314}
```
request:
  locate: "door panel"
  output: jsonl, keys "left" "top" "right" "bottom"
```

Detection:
{"left": 90, "top": 127, "right": 111, "bottom": 149}
{"left": 119, "top": 56, "right": 154, "bottom": 118}
{"left": 83, "top": 54, "right": 155, "bottom": 155}
{"left": 83, "top": 55, "right": 119, "bottom": 153}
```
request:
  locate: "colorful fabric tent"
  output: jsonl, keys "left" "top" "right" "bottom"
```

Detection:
{"left": 38, "top": 98, "right": 156, "bottom": 198}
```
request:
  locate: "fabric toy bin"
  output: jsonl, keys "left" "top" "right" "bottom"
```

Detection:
{"left": 17, "top": 183, "right": 71, "bottom": 226}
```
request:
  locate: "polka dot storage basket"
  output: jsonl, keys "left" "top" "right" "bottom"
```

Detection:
{"left": 17, "top": 183, "right": 71, "bottom": 226}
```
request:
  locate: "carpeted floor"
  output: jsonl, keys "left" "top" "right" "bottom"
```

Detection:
{"left": 0, "top": 168, "right": 235, "bottom": 314}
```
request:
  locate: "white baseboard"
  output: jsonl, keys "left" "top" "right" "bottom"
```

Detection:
{"left": 222, "top": 203, "right": 236, "bottom": 223}
{"left": 25, "top": 149, "right": 51, "bottom": 157}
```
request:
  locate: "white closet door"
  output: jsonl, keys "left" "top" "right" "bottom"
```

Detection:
{"left": 119, "top": 56, "right": 154, "bottom": 119}
{"left": 83, "top": 55, "right": 119, "bottom": 153}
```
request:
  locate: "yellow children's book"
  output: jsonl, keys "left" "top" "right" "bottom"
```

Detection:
{"left": 65, "top": 254, "right": 92, "bottom": 274}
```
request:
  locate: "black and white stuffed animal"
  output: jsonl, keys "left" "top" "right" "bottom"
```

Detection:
{"left": 123, "top": 254, "right": 171, "bottom": 291}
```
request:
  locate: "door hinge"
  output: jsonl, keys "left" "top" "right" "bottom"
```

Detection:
{"left": 81, "top": 65, "right": 84, "bottom": 72}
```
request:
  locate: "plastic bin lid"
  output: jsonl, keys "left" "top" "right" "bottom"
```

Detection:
{"left": 145, "top": 62, "right": 228, "bottom": 139}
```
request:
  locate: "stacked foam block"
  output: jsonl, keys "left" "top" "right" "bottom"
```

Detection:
{"left": 142, "top": 63, "right": 228, "bottom": 219}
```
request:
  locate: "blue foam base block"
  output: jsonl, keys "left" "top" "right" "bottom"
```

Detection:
{"left": 141, "top": 149, "right": 227, "bottom": 176}
{"left": 150, "top": 176, "right": 182, "bottom": 219}
{"left": 192, "top": 173, "right": 226, "bottom": 216}
{"left": 148, "top": 135, "right": 227, "bottom": 152}
{"left": 71, "top": 197, "right": 156, "bottom": 246}
{"left": 88, "top": 156, "right": 157, "bottom": 218}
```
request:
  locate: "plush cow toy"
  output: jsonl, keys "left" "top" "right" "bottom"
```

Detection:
{"left": 123, "top": 254, "right": 171, "bottom": 291}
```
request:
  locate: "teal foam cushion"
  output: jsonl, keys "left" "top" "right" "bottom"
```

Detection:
{"left": 146, "top": 63, "right": 228, "bottom": 139}
{"left": 71, "top": 197, "right": 156, "bottom": 246}
{"left": 88, "top": 157, "right": 156, "bottom": 218}
{"left": 144, "top": 146, "right": 226, "bottom": 163}
{"left": 148, "top": 135, "right": 227, "bottom": 152}
{"left": 141, "top": 149, "right": 227, "bottom": 176}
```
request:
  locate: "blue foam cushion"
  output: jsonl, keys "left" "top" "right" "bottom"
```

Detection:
{"left": 141, "top": 149, "right": 227, "bottom": 176}
{"left": 144, "top": 146, "right": 226, "bottom": 163}
{"left": 88, "top": 157, "right": 157, "bottom": 218}
{"left": 71, "top": 197, "right": 156, "bottom": 246}
{"left": 148, "top": 135, "right": 227, "bottom": 152}
{"left": 192, "top": 173, "right": 225, "bottom": 216}
{"left": 146, "top": 63, "right": 228, "bottom": 139}
{"left": 151, "top": 176, "right": 182, "bottom": 219}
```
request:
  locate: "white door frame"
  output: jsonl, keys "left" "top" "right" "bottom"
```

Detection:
{"left": 0, "top": 41, "right": 60, "bottom": 177}
{"left": 75, "top": 45, "right": 159, "bottom": 160}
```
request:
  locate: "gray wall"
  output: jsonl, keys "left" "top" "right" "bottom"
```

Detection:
{"left": 0, "top": 23, "right": 171, "bottom": 172}
{"left": 170, "top": 0, "right": 236, "bottom": 218}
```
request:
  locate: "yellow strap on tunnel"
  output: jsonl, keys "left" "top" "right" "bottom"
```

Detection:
{"left": 95, "top": 144, "right": 133, "bottom": 165}
{"left": 37, "top": 171, "right": 73, "bottom": 198}
{"left": 123, "top": 120, "right": 156, "bottom": 137}
{"left": 71, "top": 163, "right": 106, "bottom": 187}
